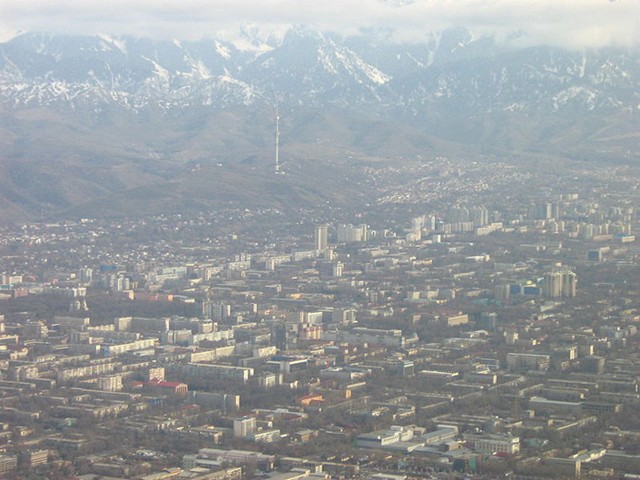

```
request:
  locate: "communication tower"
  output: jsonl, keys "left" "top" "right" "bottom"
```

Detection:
{"left": 275, "top": 109, "right": 283, "bottom": 175}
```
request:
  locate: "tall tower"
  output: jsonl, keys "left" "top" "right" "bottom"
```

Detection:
{"left": 275, "top": 109, "right": 282, "bottom": 175}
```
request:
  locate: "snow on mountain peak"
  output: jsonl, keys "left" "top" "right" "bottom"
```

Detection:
{"left": 97, "top": 34, "right": 127, "bottom": 55}
{"left": 141, "top": 55, "right": 170, "bottom": 80}
{"left": 214, "top": 41, "right": 231, "bottom": 59}
{"left": 0, "top": 29, "right": 636, "bottom": 116}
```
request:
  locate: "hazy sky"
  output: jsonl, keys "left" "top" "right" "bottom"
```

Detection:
{"left": 1, "top": 0, "right": 638, "bottom": 48}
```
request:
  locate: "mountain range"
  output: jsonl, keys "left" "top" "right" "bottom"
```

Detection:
{"left": 0, "top": 27, "right": 638, "bottom": 223}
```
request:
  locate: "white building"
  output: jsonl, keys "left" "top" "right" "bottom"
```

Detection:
{"left": 233, "top": 416, "right": 256, "bottom": 438}
{"left": 465, "top": 433, "right": 520, "bottom": 455}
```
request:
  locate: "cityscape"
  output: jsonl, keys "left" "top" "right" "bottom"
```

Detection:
{"left": 1, "top": 156, "right": 640, "bottom": 479}
{"left": 1, "top": 1, "right": 640, "bottom": 479}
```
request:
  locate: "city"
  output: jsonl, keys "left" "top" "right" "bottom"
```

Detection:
{"left": 1, "top": 156, "right": 640, "bottom": 479}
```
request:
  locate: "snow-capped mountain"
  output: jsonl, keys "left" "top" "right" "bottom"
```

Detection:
{"left": 0, "top": 26, "right": 638, "bottom": 223}
{"left": 2, "top": 27, "right": 638, "bottom": 116}
{"left": 0, "top": 32, "right": 259, "bottom": 109}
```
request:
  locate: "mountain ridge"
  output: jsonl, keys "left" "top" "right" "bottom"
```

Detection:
{"left": 2, "top": 28, "right": 638, "bottom": 114}
{"left": 0, "top": 26, "right": 638, "bottom": 223}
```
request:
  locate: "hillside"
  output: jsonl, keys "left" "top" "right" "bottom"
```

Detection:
{"left": 0, "top": 27, "right": 638, "bottom": 222}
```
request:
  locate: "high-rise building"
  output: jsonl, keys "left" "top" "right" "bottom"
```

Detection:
{"left": 233, "top": 416, "right": 256, "bottom": 438}
{"left": 471, "top": 205, "right": 489, "bottom": 227}
{"left": 332, "top": 262, "right": 343, "bottom": 277}
{"left": 543, "top": 270, "right": 577, "bottom": 298}
{"left": 543, "top": 271, "right": 563, "bottom": 298}
{"left": 536, "top": 201, "right": 554, "bottom": 220}
{"left": 562, "top": 270, "right": 577, "bottom": 298}
{"left": 337, "top": 224, "right": 368, "bottom": 243}
{"left": 314, "top": 224, "right": 328, "bottom": 252}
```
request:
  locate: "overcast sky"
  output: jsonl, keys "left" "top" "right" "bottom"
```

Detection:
{"left": 1, "top": 0, "right": 638, "bottom": 49}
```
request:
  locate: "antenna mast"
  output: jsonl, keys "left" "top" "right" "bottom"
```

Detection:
{"left": 274, "top": 109, "right": 282, "bottom": 175}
